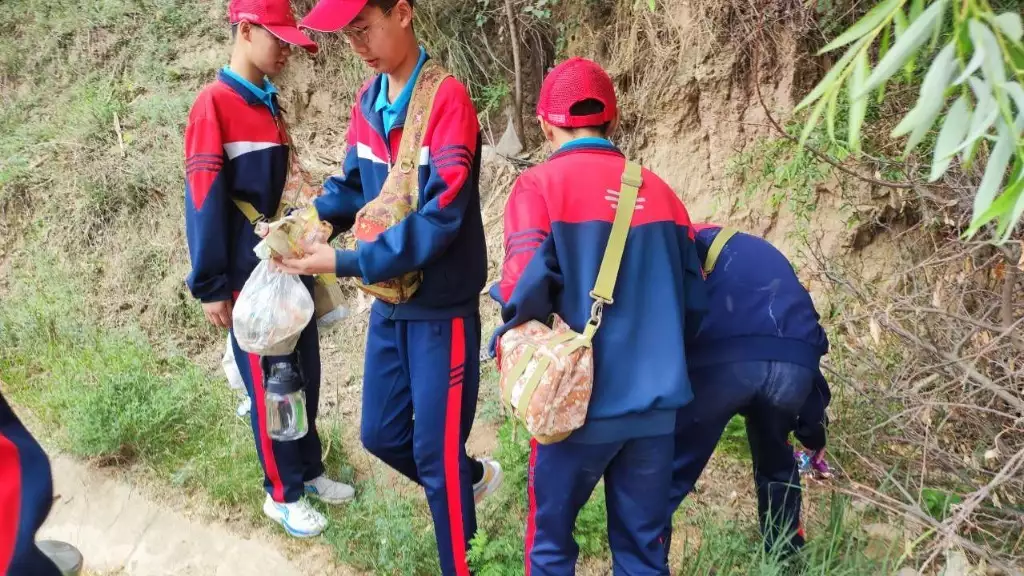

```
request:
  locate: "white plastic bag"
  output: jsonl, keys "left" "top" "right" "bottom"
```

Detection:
{"left": 222, "top": 333, "right": 245, "bottom": 392}
{"left": 232, "top": 260, "right": 314, "bottom": 356}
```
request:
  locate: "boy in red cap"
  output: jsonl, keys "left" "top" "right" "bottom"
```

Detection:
{"left": 183, "top": 0, "right": 353, "bottom": 539}
{"left": 489, "top": 57, "right": 707, "bottom": 574}
{"left": 279, "top": 1, "right": 502, "bottom": 573}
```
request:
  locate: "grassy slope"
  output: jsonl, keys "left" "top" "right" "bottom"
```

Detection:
{"left": 0, "top": 0, "right": 903, "bottom": 574}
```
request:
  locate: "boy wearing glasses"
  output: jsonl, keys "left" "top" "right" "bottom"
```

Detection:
{"left": 184, "top": 0, "right": 354, "bottom": 539}
{"left": 279, "top": 1, "right": 501, "bottom": 573}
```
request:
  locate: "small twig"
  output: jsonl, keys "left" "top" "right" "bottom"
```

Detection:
{"left": 113, "top": 112, "right": 126, "bottom": 158}
{"left": 1001, "top": 260, "right": 1016, "bottom": 332}
{"left": 879, "top": 316, "right": 1024, "bottom": 414}
{"left": 502, "top": 0, "right": 525, "bottom": 144}
{"left": 752, "top": 72, "right": 936, "bottom": 192}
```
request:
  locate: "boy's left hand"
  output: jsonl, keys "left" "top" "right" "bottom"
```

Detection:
{"left": 274, "top": 241, "right": 337, "bottom": 275}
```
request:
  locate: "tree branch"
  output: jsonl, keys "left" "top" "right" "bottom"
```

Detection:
{"left": 503, "top": 0, "right": 525, "bottom": 143}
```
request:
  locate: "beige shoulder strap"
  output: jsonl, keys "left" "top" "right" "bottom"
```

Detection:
{"left": 581, "top": 160, "right": 643, "bottom": 341}
{"left": 389, "top": 59, "right": 451, "bottom": 210}
{"left": 704, "top": 227, "right": 738, "bottom": 274}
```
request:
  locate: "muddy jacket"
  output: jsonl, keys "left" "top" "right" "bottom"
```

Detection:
{"left": 491, "top": 139, "right": 708, "bottom": 443}
{"left": 691, "top": 224, "right": 831, "bottom": 445}
{"left": 313, "top": 49, "right": 487, "bottom": 320}
{"left": 689, "top": 224, "right": 829, "bottom": 369}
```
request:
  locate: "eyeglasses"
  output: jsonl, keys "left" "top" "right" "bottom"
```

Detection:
{"left": 341, "top": 9, "right": 392, "bottom": 45}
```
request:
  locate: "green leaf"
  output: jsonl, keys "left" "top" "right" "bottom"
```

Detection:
{"left": 972, "top": 122, "right": 1015, "bottom": 223}
{"left": 969, "top": 20, "right": 1006, "bottom": 85}
{"left": 909, "top": 0, "right": 924, "bottom": 22}
{"left": 861, "top": 0, "right": 949, "bottom": 97}
{"left": 891, "top": 42, "right": 955, "bottom": 153}
{"left": 929, "top": 95, "right": 970, "bottom": 181}
{"left": 892, "top": 8, "right": 909, "bottom": 35}
{"left": 895, "top": 9, "right": 908, "bottom": 36}
{"left": 818, "top": 0, "right": 903, "bottom": 54}
{"left": 957, "top": 76, "right": 999, "bottom": 155}
{"left": 795, "top": 37, "right": 868, "bottom": 111}
{"left": 876, "top": 24, "right": 892, "bottom": 103}
{"left": 1004, "top": 82, "right": 1024, "bottom": 126}
{"left": 963, "top": 171, "right": 1022, "bottom": 239}
{"left": 997, "top": 170, "right": 1024, "bottom": 242}
{"left": 800, "top": 89, "right": 832, "bottom": 147}
{"left": 953, "top": 35, "right": 985, "bottom": 85}
{"left": 826, "top": 88, "right": 839, "bottom": 142}
{"left": 992, "top": 12, "right": 1023, "bottom": 42}
{"left": 647, "top": 0, "right": 656, "bottom": 11}
{"left": 850, "top": 51, "right": 870, "bottom": 153}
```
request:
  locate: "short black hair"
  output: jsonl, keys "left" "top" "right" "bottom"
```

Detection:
{"left": 231, "top": 23, "right": 239, "bottom": 39}
{"left": 568, "top": 98, "right": 612, "bottom": 136}
{"left": 369, "top": 0, "right": 414, "bottom": 10}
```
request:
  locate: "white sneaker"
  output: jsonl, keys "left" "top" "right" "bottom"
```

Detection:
{"left": 262, "top": 495, "right": 328, "bottom": 538}
{"left": 304, "top": 475, "right": 355, "bottom": 505}
{"left": 473, "top": 458, "right": 503, "bottom": 504}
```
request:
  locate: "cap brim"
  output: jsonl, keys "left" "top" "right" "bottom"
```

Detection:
{"left": 264, "top": 25, "right": 320, "bottom": 54}
{"left": 299, "top": 0, "right": 366, "bottom": 33}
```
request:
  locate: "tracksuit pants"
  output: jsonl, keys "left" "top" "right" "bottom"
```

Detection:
{"left": 664, "top": 361, "right": 815, "bottom": 559}
{"left": 526, "top": 434, "right": 674, "bottom": 575}
{"left": 0, "top": 392, "right": 62, "bottom": 576}
{"left": 360, "top": 312, "right": 481, "bottom": 576}
{"left": 229, "top": 317, "right": 324, "bottom": 504}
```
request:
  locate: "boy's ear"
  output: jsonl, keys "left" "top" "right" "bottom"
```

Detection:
{"left": 237, "top": 21, "right": 253, "bottom": 43}
{"left": 538, "top": 116, "right": 555, "bottom": 143}
{"left": 607, "top": 114, "right": 620, "bottom": 138}
{"left": 394, "top": 0, "right": 414, "bottom": 28}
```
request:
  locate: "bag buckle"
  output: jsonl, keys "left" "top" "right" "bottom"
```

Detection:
{"left": 587, "top": 299, "right": 605, "bottom": 328}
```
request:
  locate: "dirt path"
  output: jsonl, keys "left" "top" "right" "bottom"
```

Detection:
{"left": 38, "top": 456, "right": 349, "bottom": 576}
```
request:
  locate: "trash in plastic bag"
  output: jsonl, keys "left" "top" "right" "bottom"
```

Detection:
{"left": 232, "top": 260, "right": 314, "bottom": 356}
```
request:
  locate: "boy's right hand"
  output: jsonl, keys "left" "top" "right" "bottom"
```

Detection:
{"left": 203, "top": 300, "right": 233, "bottom": 329}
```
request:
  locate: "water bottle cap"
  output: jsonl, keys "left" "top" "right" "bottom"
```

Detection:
{"left": 264, "top": 360, "right": 304, "bottom": 395}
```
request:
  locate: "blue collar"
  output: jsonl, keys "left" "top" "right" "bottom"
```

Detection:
{"left": 219, "top": 66, "right": 279, "bottom": 114}
{"left": 374, "top": 46, "right": 429, "bottom": 134}
{"left": 550, "top": 137, "right": 621, "bottom": 160}
{"left": 558, "top": 137, "right": 614, "bottom": 151}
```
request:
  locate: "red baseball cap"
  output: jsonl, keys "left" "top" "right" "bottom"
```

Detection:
{"left": 229, "top": 0, "right": 319, "bottom": 54}
{"left": 537, "top": 57, "right": 617, "bottom": 129}
{"left": 300, "top": 0, "right": 369, "bottom": 33}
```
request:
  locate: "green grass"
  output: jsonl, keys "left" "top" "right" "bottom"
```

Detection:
{"left": 673, "top": 493, "right": 901, "bottom": 575}
{"left": 0, "top": 257, "right": 264, "bottom": 508}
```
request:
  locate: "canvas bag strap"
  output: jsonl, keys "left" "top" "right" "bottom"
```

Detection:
{"left": 388, "top": 59, "right": 451, "bottom": 211}
{"left": 231, "top": 113, "right": 296, "bottom": 226}
{"left": 703, "top": 227, "right": 738, "bottom": 274}
{"left": 581, "top": 160, "right": 643, "bottom": 341}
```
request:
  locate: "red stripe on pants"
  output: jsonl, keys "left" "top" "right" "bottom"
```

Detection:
{"left": 524, "top": 438, "right": 539, "bottom": 575}
{"left": 0, "top": 433, "right": 22, "bottom": 573}
{"left": 247, "top": 354, "right": 286, "bottom": 503}
{"left": 444, "top": 317, "right": 470, "bottom": 576}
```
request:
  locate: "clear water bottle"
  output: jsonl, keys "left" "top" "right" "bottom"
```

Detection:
{"left": 264, "top": 360, "right": 308, "bottom": 442}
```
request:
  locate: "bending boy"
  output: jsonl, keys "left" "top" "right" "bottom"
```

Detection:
{"left": 663, "top": 224, "right": 831, "bottom": 559}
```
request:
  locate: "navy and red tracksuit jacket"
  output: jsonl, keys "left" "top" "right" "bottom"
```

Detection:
{"left": 1, "top": 392, "right": 61, "bottom": 576}
{"left": 184, "top": 70, "right": 298, "bottom": 302}
{"left": 312, "top": 53, "right": 487, "bottom": 318}
{"left": 491, "top": 138, "right": 708, "bottom": 443}
{"left": 691, "top": 224, "right": 831, "bottom": 447}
